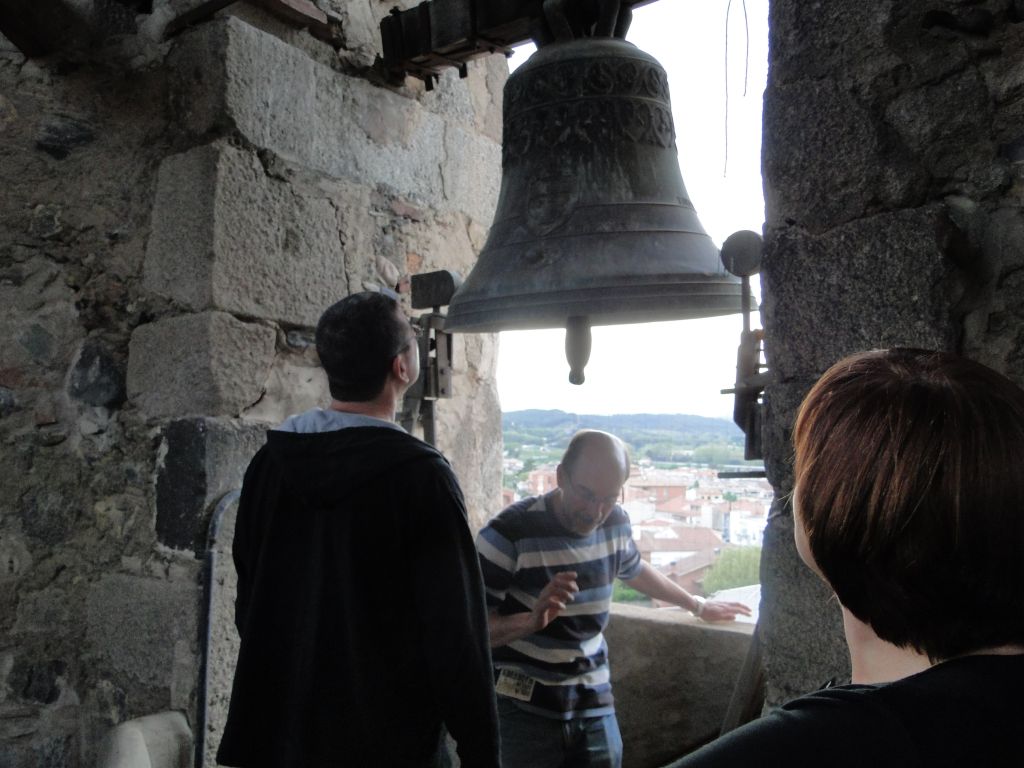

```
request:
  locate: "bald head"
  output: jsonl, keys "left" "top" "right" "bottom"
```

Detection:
{"left": 553, "top": 430, "right": 630, "bottom": 536}
{"left": 560, "top": 430, "right": 630, "bottom": 484}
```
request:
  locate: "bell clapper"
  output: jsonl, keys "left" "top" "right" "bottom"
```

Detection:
{"left": 565, "top": 316, "right": 592, "bottom": 385}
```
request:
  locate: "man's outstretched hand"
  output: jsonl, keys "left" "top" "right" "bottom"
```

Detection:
{"left": 699, "top": 600, "right": 752, "bottom": 622}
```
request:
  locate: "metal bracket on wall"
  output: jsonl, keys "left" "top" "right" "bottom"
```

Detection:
{"left": 398, "top": 270, "right": 462, "bottom": 446}
{"left": 718, "top": 230, "right": 768, "bottom": 477}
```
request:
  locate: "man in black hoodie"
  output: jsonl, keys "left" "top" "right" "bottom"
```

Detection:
{"left": 216, "top": 291, "right": 500, "bottom": 768}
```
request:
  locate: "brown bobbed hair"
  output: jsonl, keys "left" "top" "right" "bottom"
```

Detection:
{"left": 793, "top": 348, "right": 1024, "bottom": 661}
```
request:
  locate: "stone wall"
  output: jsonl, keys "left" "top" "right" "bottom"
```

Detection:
{"left": 0, "top": 2, "right": 505, "bottom": 764}
{"left": 9, "top": 0, "right": 1022, "bottom": 762}
{"left": 759, "top": 0, "right": 1024, "bottom": 705}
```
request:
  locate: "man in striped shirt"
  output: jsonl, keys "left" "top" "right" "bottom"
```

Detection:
{"left": 477, "top": 430, "right": 751, "bottom": 768}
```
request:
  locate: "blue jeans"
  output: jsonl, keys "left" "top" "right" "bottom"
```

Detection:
{"left": 497, "top": 697, "right": 623, "bottom": 768}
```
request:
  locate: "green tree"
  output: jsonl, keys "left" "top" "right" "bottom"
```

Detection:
{"left": 692, "top": 443, "right": 744, "bottom": 466}
{"left": 643, "top": 441, "right": 678, "bottom": 462}
{"left": 612, "top": 579, "right": 650, "bottom": 605}
{"left": 703, "top": 547, "right": 762, "bottom": 594}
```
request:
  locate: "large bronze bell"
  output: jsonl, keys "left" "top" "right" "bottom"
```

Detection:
{"left": 444, "top": 35, "right": 746, "bottom": 343}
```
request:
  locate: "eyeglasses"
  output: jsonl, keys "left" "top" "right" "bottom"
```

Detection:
{"left": 565, "top": 473, "right": 621, "bottom": 507}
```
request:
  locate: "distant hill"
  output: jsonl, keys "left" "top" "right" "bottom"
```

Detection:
{"left": 502, "top": 409, "right": 746, "bottom": 465}
{"left": 503, "top": 409, "right": 742, "bottom": 438}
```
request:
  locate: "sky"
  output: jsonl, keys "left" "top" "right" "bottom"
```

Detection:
{"left": 494, "top": 0, "right": 770, "bottom": 418}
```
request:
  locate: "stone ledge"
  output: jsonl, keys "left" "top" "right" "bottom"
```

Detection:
{"left": 607, "top": 604, "right": 754, "bottom": 768}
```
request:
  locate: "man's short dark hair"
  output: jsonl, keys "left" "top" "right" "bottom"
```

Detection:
{"left": 793, "top": 348, "right": 1024, "bottom": 660}
{"left": 315, "top": 292, "right": 410, "bottom": 402}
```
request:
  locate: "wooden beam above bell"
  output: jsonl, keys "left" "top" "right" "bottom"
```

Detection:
{"left": 0, "top": 0, "right": 90, "bottom": 57}
{"left": 164, "top": 0, "right": 334, "bottom": 43}
{"left": 380, "top": 0, "right": 660, "bottom": 86}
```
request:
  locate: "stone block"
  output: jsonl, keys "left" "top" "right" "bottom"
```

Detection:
{"left": 760, "top": 379, "right": 814, "bottom": 492}
{"left": 763, "top": 78, "right": 924, "bottom": 232}
{"left": 85, "top": 573, "right": 199, "bottom": 691}
{"left": 126, "top": 311, "right": 276, "bottom": 420}
{"left": 155, "top": 417, "right": 266, "bottom": 553}
{"left": 313, "top": 70, "right": 447, "bottom": 203}
{"left": 885, "top": 68, "right": 1003, "bottom": 196}
{"left": 761, "top": 206, "right": 962, "bottom": 380}
{"left": 240, "top": 350, "right": 328, "bottom": 426}
{"left": 441, "top": 122, "right": 500, "bottom": 226}
{"left": 205, "top": 145, "right": 349, "bottom": 325}
{"left": 167, "top": 17, "right": 501, "bottom": 221}
{"left": 426, "top": 55, "right": 506, "bottom": 144}
{"left": 145, "top": 143, "right": 352, "bottom": 327}
{"left": 768, "top": 1, "right": 896, "bottom": 87}
{"left": 758, "top": 510, "right": 848, "bottom": 707}
{"left": 142, "top": 144, "right": 218, "bottom": 312}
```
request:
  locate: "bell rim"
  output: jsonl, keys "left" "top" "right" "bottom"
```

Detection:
{"left": 445, "top": 279, "right": 751, "bottom": 333}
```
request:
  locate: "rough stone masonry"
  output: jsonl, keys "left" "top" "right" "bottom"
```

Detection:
{"left": 0, "top": 1, "right": 504, "bottom": 765}
{"left": 3, "top": 0, "right": 1024, "bottom": 766}
{"left": 759, "top": 0, "right": 1024, "bottom": 706}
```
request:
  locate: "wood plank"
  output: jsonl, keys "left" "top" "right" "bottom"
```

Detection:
{"left": 382, "top": 0, "right": 666, "bottom": 81}
{"left": 0, "top": 0, "right": 86, "bottom": 56}
{"left": 164, "top": 0, "right": 240, "bottom": 39}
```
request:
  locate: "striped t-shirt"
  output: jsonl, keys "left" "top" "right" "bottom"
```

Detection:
{"left": 476, "top": 493, "right": 642, "bottom": 720}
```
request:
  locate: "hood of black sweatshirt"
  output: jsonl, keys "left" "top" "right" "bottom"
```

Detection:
{"left": 262, "top": 426, "right": 443, "bottom": 505}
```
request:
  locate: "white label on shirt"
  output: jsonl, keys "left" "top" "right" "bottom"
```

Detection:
{"left": 495, "top": 668, "right": 536, "bottom": 702}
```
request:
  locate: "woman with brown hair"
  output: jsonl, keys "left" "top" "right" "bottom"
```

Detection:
{"left": 677, "top": 348, "right": 1024, "bottom": 766}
